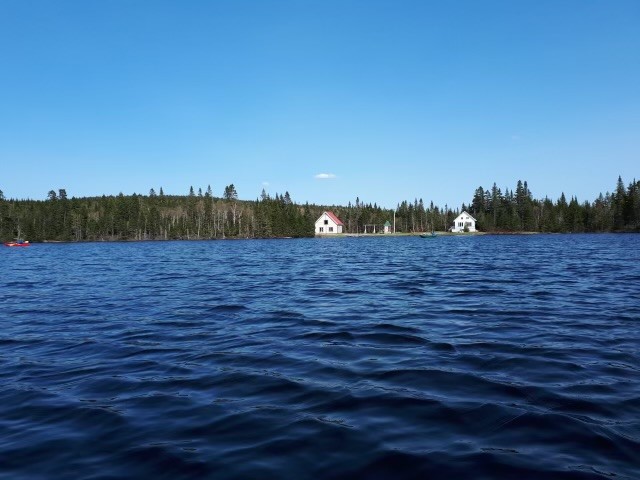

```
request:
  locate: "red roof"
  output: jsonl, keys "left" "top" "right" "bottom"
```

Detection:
{"left": 325, "top": 211, "right": 344, "bottom": 226}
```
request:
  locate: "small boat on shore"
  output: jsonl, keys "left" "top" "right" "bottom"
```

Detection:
{"left": 4, "top": 239, "right": 30, "bottom": 247}
{"left": 420, "top": 232, "right": 438, "bottom": 238}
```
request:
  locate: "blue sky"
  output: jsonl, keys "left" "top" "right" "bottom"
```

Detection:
{"left": 1, "top": 0, "right": 638, "bottom": 208}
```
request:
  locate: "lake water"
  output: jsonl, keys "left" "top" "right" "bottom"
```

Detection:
{"left": 1, "top": 235, "right": 639, "bottom": 479}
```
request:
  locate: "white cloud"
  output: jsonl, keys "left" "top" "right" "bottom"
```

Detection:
{"left": 314, "top": 173, "right": 336, "bottom": 179}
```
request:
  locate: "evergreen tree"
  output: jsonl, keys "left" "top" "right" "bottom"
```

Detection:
{"left": 490, "top": 183, "right": 501, "bottom": 230}
{"left": 613, "top": 176, "right": 625, "bottom": 230}
{"left": 471, "top": 187, "right": 485, "bottom": 215}
{"left": 223, "top": 184, "right": 238, "bottom": 201}
{"left": 632, "top": 180, "right": 640, "bottom": 230}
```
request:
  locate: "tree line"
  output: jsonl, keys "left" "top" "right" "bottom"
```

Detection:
{"left": 465, "top": 176, "right": 640, "bottom": 233}
{"left": 0, "top": 185, "right": 314, "bottom": 242}
{"left": 313, "top": 176, "right": 640, "bottom": 234}
{"left": 0, "top": 176, "right": 638, "bottom": 241}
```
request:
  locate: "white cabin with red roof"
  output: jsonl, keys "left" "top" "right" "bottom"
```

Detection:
{"left": 315, "top": 211, "right": 344, "bottom": 234}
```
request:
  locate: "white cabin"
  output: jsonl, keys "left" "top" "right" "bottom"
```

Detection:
{"left": 451, "top": 211, "right": 477, "bottom": 232}
{"left": 315, "top": 211, "right": 344, "bottom": 234}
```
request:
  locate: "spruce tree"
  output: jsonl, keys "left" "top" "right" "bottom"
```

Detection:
{"left": 613, "top": 176, "right": 625, "bottom": 230}
{"left": 223, "top": 184, "right": 238, "bottom": 201}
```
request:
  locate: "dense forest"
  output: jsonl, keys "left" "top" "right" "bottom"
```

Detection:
{"left": 0, "top": 176, "right": 638, "bottom": 242}
{"left": 466, "top": 176, "right": 640, "bottom": 233}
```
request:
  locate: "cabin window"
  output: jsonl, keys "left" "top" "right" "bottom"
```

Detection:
{"left": 329, "top": 227, "right": 334, "bottom": 232}
{"left": 319, "top": 227, "right": 324, "bottom": 232}
{"left": 324, "top": 220, "right": 329, "bottom": 225}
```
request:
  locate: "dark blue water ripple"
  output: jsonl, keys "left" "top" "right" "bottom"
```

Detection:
{"left": 1, "top": 234, "right": 639, "bottom": 479}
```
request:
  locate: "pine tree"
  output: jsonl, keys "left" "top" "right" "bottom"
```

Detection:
{"left": 613, "top": 176, "right": 625, "bottom": 230}
{"left": 223, "top": 184, "right": 238, "bottom": 201}
{"left": 471, "top": 187, "right": 485, "bottom": 215}
{"left": 490, "top": 183, "right": 501, "bottom": 230}
{"left": 632, "top": 180, "right": 640, "bottom": 230}
{"left": 623, "top": 180, "right": 636, "bottom": 229}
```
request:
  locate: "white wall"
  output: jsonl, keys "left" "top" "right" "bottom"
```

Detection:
{"left": 315, "top": 213, "right": 342, "bottom": 234}
{"left": 451, "top": 213, "right": 476, "bottom": 232}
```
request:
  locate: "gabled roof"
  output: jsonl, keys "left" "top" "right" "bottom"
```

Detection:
{"left": 456, "top": 210, "right": 477, "bottom": 222}
{"left": 324, "top": 211, "right": 344, "bottom": 226}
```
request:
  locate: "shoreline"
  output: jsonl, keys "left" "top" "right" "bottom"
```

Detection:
{"left": 8, "top": 230, "right": 636, "bottom": 244}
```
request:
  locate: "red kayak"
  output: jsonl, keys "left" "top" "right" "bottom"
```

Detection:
{"left": 4, "top": 241, "right": 30, "bottom": 247}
